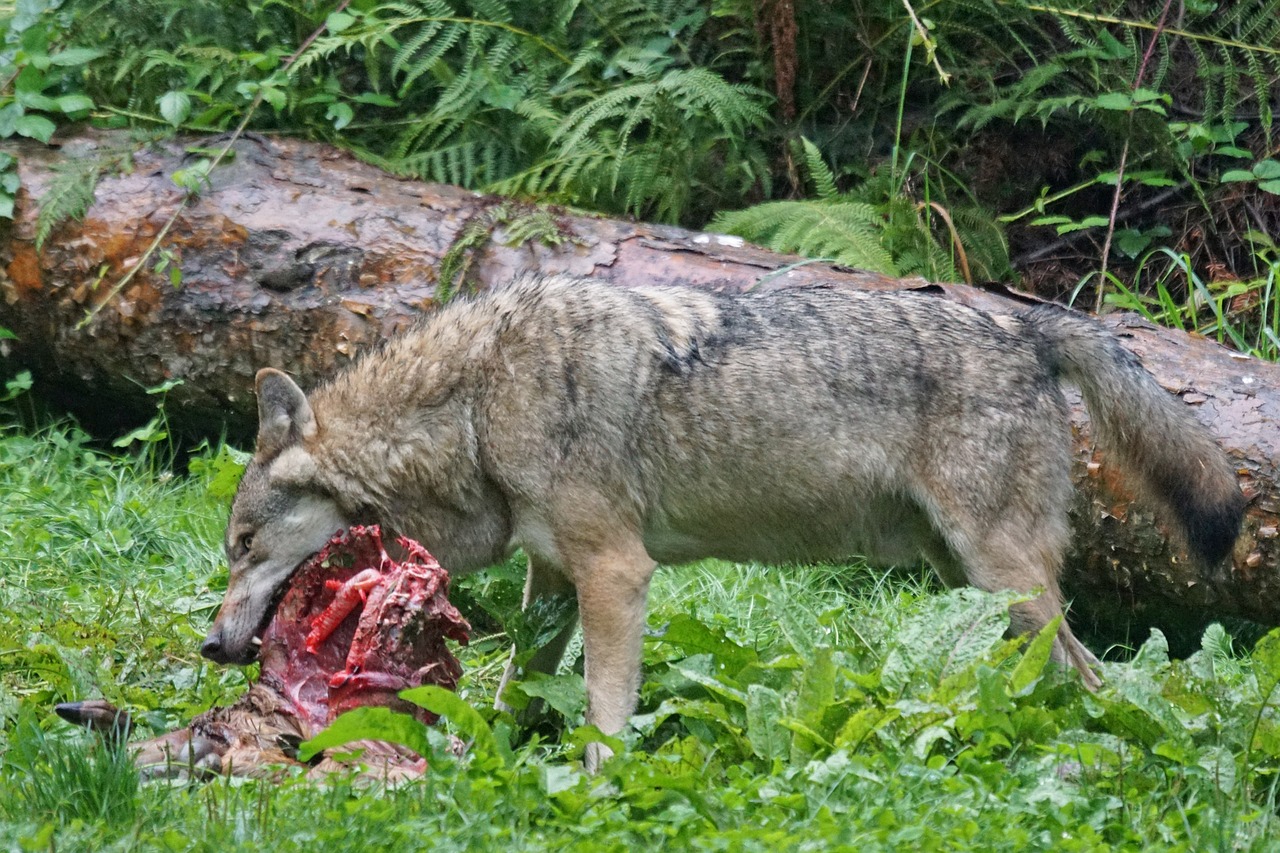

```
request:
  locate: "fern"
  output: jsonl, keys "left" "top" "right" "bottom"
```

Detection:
{"left": 35, "top": 159, "right": 103, "bottom": 252}
{"left": 716, "top": 200, "right": 895, "bottom": 275}
{"left": 713, "top": 140, "right": 1010, "bottom": 283}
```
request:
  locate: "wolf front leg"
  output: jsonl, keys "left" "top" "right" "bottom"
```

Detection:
{"left": 570, "top": 539, "right": 657, "bottom": 774}
{"left": 495, "top": 555, "right": 579, "bottom": 715}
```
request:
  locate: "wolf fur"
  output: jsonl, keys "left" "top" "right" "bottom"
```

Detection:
{"left": 202, "top": 274, "right": 1244, "bottom": 769}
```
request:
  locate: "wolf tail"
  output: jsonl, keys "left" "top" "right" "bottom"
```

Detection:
{"left": 1023, "top": 304, "right": 1244, "bottom": 565}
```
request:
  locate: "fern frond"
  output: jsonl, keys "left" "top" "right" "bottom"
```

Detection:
{"left": 799, "top": 138, "right": 838, "bottom": 200}
{"left": 713, "top": 200, "right": 897, "bottom": 275}
{"left": 35, "top": 159, "right": 102, "bottom": 252}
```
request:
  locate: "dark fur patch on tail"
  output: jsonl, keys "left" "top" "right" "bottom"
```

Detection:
{"left": 1170, "top": 481, "right": 1246, "bottom": 565}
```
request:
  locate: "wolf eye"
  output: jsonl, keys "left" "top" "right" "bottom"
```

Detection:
{"left": 238, "top": 533, "right": 255, "bottom": 554}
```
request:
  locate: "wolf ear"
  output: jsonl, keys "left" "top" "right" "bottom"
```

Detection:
{"left": 255, "top": 368, "right": 317, "bottom": 458}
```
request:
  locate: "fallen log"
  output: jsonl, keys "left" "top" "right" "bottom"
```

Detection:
{"left": 1, "top": 129, "right": 1277, "bottom": 651}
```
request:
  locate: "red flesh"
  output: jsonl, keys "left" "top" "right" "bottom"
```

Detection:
{"left": 257, "top": 525, "right": 470, "bottom": 728}
{"left": 305, "top": 568, "right": 382, "bottom": 654}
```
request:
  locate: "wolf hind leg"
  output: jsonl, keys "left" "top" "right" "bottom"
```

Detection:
{"left": 921, "top": 523, "right": 1101, "bottom": 690}
{"left": 496, "top": 555, "right": 579, "bottom": 717}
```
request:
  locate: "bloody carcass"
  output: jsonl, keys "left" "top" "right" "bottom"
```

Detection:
{"left": 56, "top": 526, "right": 470, "bottom": 780}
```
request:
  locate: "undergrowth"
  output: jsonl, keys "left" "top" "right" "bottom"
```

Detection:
{"left": 2, "top": 420, "right": 1280, "bottom": 850}
{"left": 3, "top": 0, "right": 1277, "bottom": 321}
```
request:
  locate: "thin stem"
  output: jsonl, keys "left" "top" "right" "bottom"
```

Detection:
{"left": 1096, "top": 0, "right": 1174, "bottom": 314}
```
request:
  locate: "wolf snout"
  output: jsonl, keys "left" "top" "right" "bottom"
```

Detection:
{"left": 200, "top": 632, "right": 228, "bottom": 663}
{"left": 200, "top": 630, "right": 252, "bottom": 665}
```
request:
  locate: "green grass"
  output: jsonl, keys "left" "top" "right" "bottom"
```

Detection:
{"left": 2, "top": 420, "right": 1280, "bottom": 851}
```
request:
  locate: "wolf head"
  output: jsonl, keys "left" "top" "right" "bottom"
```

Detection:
{"left": 201, "top": 368, "right": 350, "bottom": 666}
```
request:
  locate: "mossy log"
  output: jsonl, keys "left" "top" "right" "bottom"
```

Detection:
{"left": 2, "top": 129, "right": 1278, "bottom": 651}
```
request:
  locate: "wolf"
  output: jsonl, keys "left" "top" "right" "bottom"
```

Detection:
{"left": 201, "top": 274, "right": 1244, "bottom": 769}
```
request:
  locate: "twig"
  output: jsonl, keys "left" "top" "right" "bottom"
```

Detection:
{"left": 900, "top": 0, "right": 951, "bottom": 85}
{"left": 919, "top": 200, "right": 972, "bottom": 284}
{"left": 1096, "top": 0, "right": 1175, "bottom": 314}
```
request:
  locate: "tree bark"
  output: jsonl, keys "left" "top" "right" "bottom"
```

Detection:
{"left": 2, "top": 129, "right": 1278, "bottom": 650}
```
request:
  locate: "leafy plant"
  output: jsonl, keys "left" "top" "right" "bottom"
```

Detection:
{"left": 0, "top": 1, "right": 103, "bottom": 217}
{"left": 713, "top": 138, "right": 1010, "bottom": 282}
{"left": 1101, "top": 240, "right": 1280, "bottom": 359}
{"left": 2, "top": 712, "right": 139, "bottom": 827}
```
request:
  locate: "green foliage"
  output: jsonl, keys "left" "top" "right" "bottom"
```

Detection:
{"left": 2, "top": 0, "right": 1276, "bottom": 350}
{"left": 713, "top": 139, "right": 1011, "bottom": 282}
{"left": 0, "top": 422, "right": 247, "bottom": 747}
{"left": 2, "top": 713, "right": 140, "bottom": 828}
{"left": 436, "top": 200, "right": 573, "bottom": 299}
{"left": 0, "top": 0, "right": 104, "bottom": 218}
{"left": 56, "top": 0, "right": 771, "bottom": 226}
{"left": 1100, "top": 238, "right": 1280, "bottom": 359}
{"left": 31, "top": 143, "right": 133, "bottom": 250}
{"left": 33, "top": 156, "right": 99, "bottom": 250}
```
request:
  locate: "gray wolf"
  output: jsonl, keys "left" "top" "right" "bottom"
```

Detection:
{"left": 201, "top": 274, "right": 1244, "bottom": 769}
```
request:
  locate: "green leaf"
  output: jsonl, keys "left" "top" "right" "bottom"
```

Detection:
{"left": 791, "top": 644, "right": 836, "bottom": 761}
{"left": 669, "top": 661, "right": 748, "bottom": 706}
{"left": 3, "top": 370, "right": 32, "bottom": 401}
{"left": 55, "top": 94, "right": 94, "bottom": 115}
{"left": 1007, "top": 616, "right": 1059, "bottom": 696}
{"left": 158, "top": 91, "right": 191, "bottom": 127}
{"left": 0, "top": 103, "right": 22, "bottom": 138}
{"left": 111, "top": 417, "right": 166, "bottom": 447}
{"left": 297, "top": 706, "right": 431, "bottom": 762}
{"left": 1096, "top": 29, "right": 1130, "bottom": 60}
{"left": 326, "top": 11, "right": 356, "bottom": 33}
{"left": 1251, "top": 627, "right": 1280, "bottom": 695}
{"left": 1055, "top": 216, "right": 1108, "bottom": 234}
{"left": 401, "top": 685, "right": 500, "bottom": 759}
{"left": 1093, "top": 92, "right": 1133, "bottom": 111}
{"left": 540, "top": 763, "right": 582, "bottom": 795}
{"left": 14, "top": 114, "right": 55, "bottom": 143}
{"left": 46, "top": 47, "right": 106, "bottom": 67}
{"left": 1257, "top": 180, "right": 1280, "bottom": 196}
{"left": 259, "top": 86, "right": 287, "bottom": 112}
{"left": 326, "top": 101, "right": 354, "bottom": 131}
{"left": 172, "top": 159, "right": 212, "bottom": 194}
{"left": 515, "top": 672, "right": 586, "bottom": 720}
{"left": 1221, "top": 170, "right": 1256, "bottom": 183}
{"left": 1029, "top": 215, "right": 1073, "bottom": 227}
{"left": 795, "top": 644, "right": 836, "bottom": 717}
{"left": 834, "top": 705, "right": 896, "bottom": 749}
{"left": 567, "top": 725, "right": 625, "bottom": 762}
{"left": 745, "top": 684, "right": 789, "bottom": 761}
{"left": 658, "top": 613, "right": 757, "bottom": 674}
{"left": 16, "top": 91, "right": 60, "bottom": 112}
{"left": 1127, "top": 170, "right": 1176, "bottom": 187}
{"left": 1253, "top": 160, "right": 1280, "bottom": 180}
{"left": 351, "top": 92, "right": 397, "bottom": 107}
{"left": 1114, "top": 229, "right": 1153, "bottom": 259}
{"left": 13, "top": 64, "right": 47, "bottom": 96}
